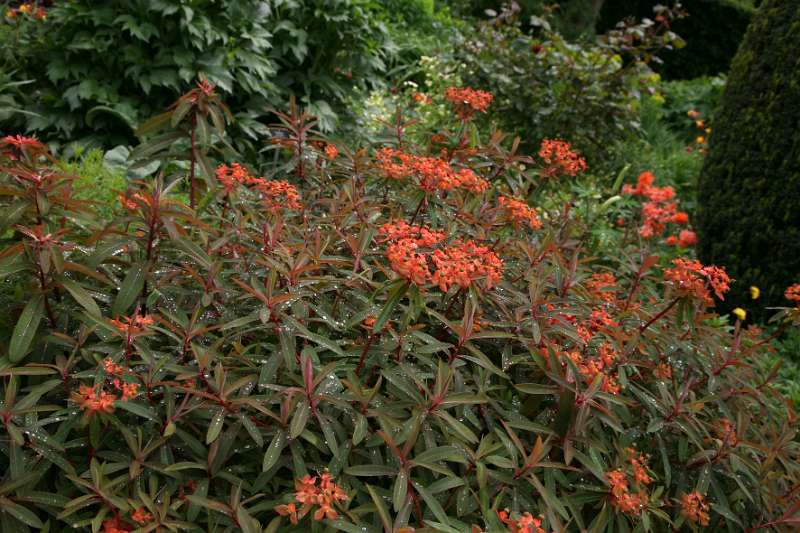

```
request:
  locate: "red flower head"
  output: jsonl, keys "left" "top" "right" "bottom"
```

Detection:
{"left": 664, "top": 259, "right": 731, "bottom": 305}
{"left": 680, "top": 492, "right": 710, "bottom": 526}
{"left": 445, "top": 87, "right": 493, "bottom": 120}
{"left": 538, "top": 139, "right": 586, "bottom": 178}
{"left": 499, "top": 195, "right": 542, "bottom": 229}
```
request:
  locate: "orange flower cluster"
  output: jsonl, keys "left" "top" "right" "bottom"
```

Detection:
{"left": 215, "top": 162, "right": 253, "bottom": 194}
{"left": 498, "top": 195, "right": 542, "bottom": 229}
{"left": 717, "top": 418, "right": 738, "bottom": 447}
{"left": 431, "top": 240, "right": 504, "bottom": 292}
{"left": 378, "top": 222, "right": 503, "bottom": 291}
{"left": 110, "top": 314, "right": 156, "bottom": 338}
{"left": 275, "top": 472, "right": 348, "bottom": 523}
{"left": 664, "top": 258, "right": 731, "bottom": 305}
{"left": 538, "top": 139, "right": 586, "bottom": 178}
{"left": 586, "top": 272, "right": 617, "bottom": 303}
{"left": 623, "top": 171, "right": 694, "bottom": 245}
{"left": 257, "top": 179, "right": 303, "bottom": 213}
{"left": 654, "top": 362, "right": 672, "bottom": 379}
{"left": 101, "top": 519, "right": 130, "bottom": 533}
{"left": 607, "top": 470, "right": 645, "bottom": 514}
{"left": 563, "top": 344, "right": 621, "bottom": 395}
{"left": 375, "top": 148, "right": 489, "bottom": 194}
{"left": 74, "top": 384, "right": 117, "bottom": 414}
{"left": 324, "top": 143, "right": 339, "bottom": 159}
{"left": 626, "top": 448, "right": 652, "bottom": 486}
{"left": 215, "top": 163, "right": 302, "bottom": 212}
{"left": 680, "top": 492, "right": 710, "bottom": 526}
{"left": 5, "top": 3, "right": 46, "bottom": 20}
{"left": 444, "top": 87, "right": 493, "bottom": 120}
{"left": 1, "top": 134, "right": 46, "bottom": 160}
{"left": 785, "top": 283, "right": 800, "bottom": 306}
{"left": 131, "top": 507, "right": 153, "bottom": 525}
{"left": 497, "top": 509, "right": 548, "bottom": 533}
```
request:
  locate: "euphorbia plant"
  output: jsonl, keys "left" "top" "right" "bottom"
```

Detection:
{"left": 0, "top": 86, "right": 799, "bottom": 533}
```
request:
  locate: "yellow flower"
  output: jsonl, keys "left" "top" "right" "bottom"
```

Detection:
{"left": 732, "top": 308, "right": 746, "bottom": 321}
{"left": 696, "top": 136, "right": 706, "bottom": 144}
{"left": 750, "top": 286, "right": 760, "bottom": 300}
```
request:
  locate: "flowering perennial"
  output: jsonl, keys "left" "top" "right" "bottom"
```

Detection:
{"left": 275, "top": 472, "right": 348, "bottom": 523}
{"left": 623, "top": 171, "right": 694, "bottom": 244}
{"left": 375, "top": 148, "right": 489, "bottom": 193}
{"left": 663, "top": 258, "right": 731, "bottom": 305}
{"left": 497, "top": 509, "right": 548, "bottom": 533}
{"left": 444, "top": 86, "right": 493, "bottom": 120}
{"left": 538, "top": 139, "right": 587, "bottom": 178}
{"left": 681, "top": 492, "right": 710, "bottom": 526}
{"left": 498, "top": 195, "right": 542, "bottom": 228}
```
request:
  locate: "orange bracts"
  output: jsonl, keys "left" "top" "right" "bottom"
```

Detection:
{"left": 681, "top": 492, "right": 710, "bottom": 526}
{"left": 275, "top": 472, "right": 348, "bottom": 523}
{"left": 663, "top": 258, "right": 730, "bottom": 305}
{"left": 445, "top": 87, "right": 493, "bottom": 119}
{"left": 375, "top": 148, "right": 489, "bottom": 193}
{"left": 499, "top": 195, "right": 542, "bottom": 229}
{"left": 538, "top": 139, "right": 586, "bottom": 178}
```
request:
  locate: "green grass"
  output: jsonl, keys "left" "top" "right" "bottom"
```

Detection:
{"left": 58, "top": 148, "right": 127, "bottom": 217}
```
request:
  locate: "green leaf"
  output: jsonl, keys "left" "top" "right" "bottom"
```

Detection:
{"left": 289, "top": 400, "right": 309, "bottom": 439}
{"left": 262, "top": 430, "right": 286, "bottom": 472}
{"left": 366, "top": 484, "right": 392, "bottom": 533}
{"left": 344, "top": 465, "right": 396, "bottom": 477}
{"left": 9, "top": 296, "right": 44, "bottom": 363}
{"left": 115, "top": 401, "right": 159, "bottom": 422}
{"left": 0, "top": 498, "right": 44, "bottom": 528}
{"left": 112, "top": 263, "right": 145, "bottom": 316}
{"left": 412, "top": 480, "right": 450, "bottom": 525}
{"left": 206, "top": 409, "right": 225, "bottom": 444}
{"left": 60, "top": 278, "right": 101, "bottom": 317}
{"left": 373, "top": 280, "right": 408, "bottom": 333}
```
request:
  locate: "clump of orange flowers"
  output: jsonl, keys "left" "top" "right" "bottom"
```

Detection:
{"left": 275, "top": 472, "right": 348, "bottom": 524}
{"left": 445, "top": 86, "right": 493, "bottom": 120}
{"left": 497, "top": 509, "right": 548, "bottom": 533}
{"left": 73, "top": 384, "right": 117, "bottom": 415}
{"left": 785, "top": 283, "right": 800, "bottom": 306}
{"left": 131, "top": 507, "right": 153, "bottom": 525}
{"left": 586, "top": 272, "right": 617, "bottom": 303}
{"left": 498, "top": 195, "right": 542, "bottom": 229}
{"left": 379, "top": 222, "right": 503, "bottom": 292}
{"left": 5, "top": 3, "right": 46, "bottom": 21}
{"left": 110, "top": 313, "right": 156, "bottom": 338}
{"left": 430, "top": 240, "right": 504, "bottom": 292}
{"left": 663, "top": 258, "right": 731, "bottom": 306}
{"left": 215, "top": 162, "right": 302, "bottom": 212}
{"left": 623, "top": 171, "right": 695, "bottom": 246}
{"left": 680, "top": 491, "right": 710, "bottom": 526}
{"left": 375, "top": 148, "right": 489, "bottom": 194}
{"left": 538, "top": 139, "right": 586, "bottom": 178}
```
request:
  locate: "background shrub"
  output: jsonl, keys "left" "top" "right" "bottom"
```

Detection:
{"left": 0, "top": 0, "right": 394, "bottom": 152}
{"left": 696, "top": 0, "right": 800, "bottom": 316}
{"left": 597, "top": 0, "right": 755, "bottom": 79}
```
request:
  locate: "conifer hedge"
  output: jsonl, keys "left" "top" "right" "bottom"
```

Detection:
{"left": 696, "top": 0, "right": 800, "bottom": 315}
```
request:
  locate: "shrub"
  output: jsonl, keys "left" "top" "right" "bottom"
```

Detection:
{"left": 0, "top": 85, "right": 799, "bottom": 532}
{"left": 696, "top": 0, "right": 800, "bottom": 317}
{"left": 447, "top": 4, "right": 682, "bottom": 162}
{"left": 597, "top": 0, "right": 755, "bottom": 79}
{"left": 0, "top": 0, "right": 394, "bottom": 151}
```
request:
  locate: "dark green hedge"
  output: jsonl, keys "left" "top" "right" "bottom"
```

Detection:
{"left": 597, "top": 0, "right": 754, "bottom": 79}
{"left": 696, "top": 0, "right": 800, "bottom": 316}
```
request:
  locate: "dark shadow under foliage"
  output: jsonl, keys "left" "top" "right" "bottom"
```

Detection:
{"left": 597, "top": 0, "right": 754, "bottom": 79}
{"left": 696, "top": 0, "right": 800, "bottom": 316}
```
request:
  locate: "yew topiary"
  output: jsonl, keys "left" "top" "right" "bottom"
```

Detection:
{"left": 696, "top": 0, "right": 800, "bottom": 317}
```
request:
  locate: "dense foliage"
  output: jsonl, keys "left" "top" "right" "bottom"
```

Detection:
{"left": 0, "top": 0, "right": 394, "bottom": 150}
{"left": 597, "top": 0, "right": 755, "bottom": 79}
{"left": 1, "top": 83, "right": 799, "bottom": 533}
{"left": 446, "top": 3, "right": 684, "bottom": 162}
{"left": 696, "top": 0, "right": 800, "bottom": 317}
